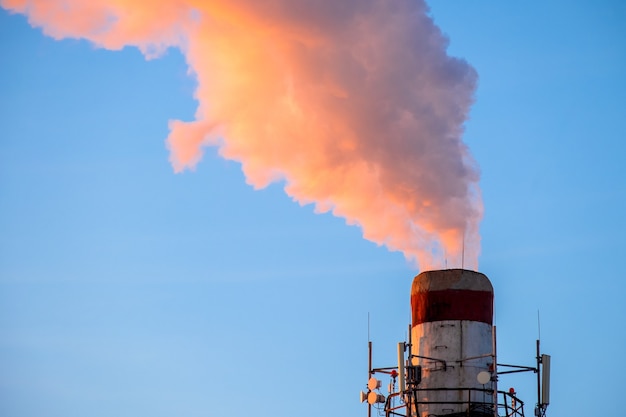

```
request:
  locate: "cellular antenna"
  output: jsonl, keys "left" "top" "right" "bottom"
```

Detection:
{"left": 538, "top": 310, "right": 541, "bottom": 341}
{"left": 461, "top": 229, "right": 466, "bottom": 269}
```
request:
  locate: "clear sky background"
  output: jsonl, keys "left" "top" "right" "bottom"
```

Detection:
{"left": 1, "top": 2, "right": 625, "bottom": 417}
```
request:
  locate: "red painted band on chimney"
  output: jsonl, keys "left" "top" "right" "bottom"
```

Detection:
{"left": 411, "top": 289, "right": 493, "bottom": 325}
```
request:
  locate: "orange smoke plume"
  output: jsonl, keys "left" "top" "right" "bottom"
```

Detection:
{"left": 3, "top": 0, "right": 482, "bottom": 270}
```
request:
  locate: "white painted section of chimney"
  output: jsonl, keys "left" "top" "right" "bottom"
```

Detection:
{"left": 411, "top": 320, "right": 495, "bottom": 416}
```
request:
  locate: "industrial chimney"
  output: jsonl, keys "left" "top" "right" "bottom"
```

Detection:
{"left": 410, "top": 269, "right": 496, "bottom": 417}
{"left": 361, "top": 269, "right": 550, "bottom": 417}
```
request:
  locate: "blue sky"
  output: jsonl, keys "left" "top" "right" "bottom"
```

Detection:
{"left": 1, "top": 2, "right": 625, "bottom": 416}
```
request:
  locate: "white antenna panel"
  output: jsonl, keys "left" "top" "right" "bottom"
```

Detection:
{"left": 541, "top": 354, "right": 551, "bottom": 405}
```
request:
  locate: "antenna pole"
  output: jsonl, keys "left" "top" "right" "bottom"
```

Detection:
{"left": 492, "top": 325, "right": 498, "bottom": 417}
{"left": 536, "top": 339, "right": 541, "bottom": 414}
{"left": 368, "top": 341, "right": 372, "bottom": 417}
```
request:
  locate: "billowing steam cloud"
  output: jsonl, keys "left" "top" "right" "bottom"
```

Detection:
{"left": 3, "top": 0, "right": 482, "bottom": 270}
